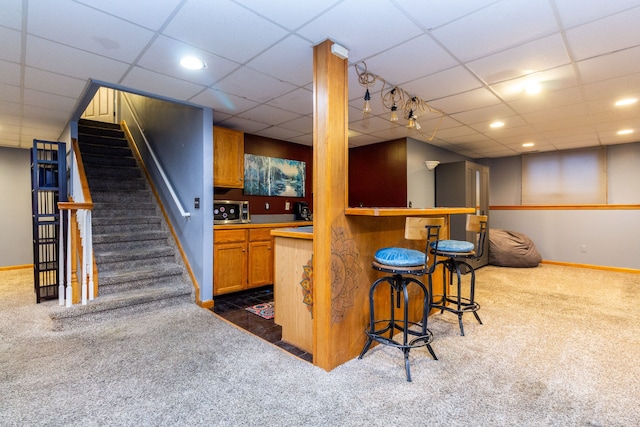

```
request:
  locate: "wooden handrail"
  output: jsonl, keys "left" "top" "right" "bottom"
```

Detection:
{"left": 56, "top": 139, "right": 98, "bottom": 306}
{"left": 71, "top": 138, "right": 93, "bottom": 205}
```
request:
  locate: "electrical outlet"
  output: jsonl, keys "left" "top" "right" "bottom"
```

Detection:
{"left": 580, "top": 244, "right": 587, "bottom": 253}
{"left": 265, "top": 202, "right": 270, "bottom": 210}
{"left": 285, "top": 201, "right": 290, "bottom": 210}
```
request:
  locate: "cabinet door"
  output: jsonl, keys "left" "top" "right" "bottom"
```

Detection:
{"left": 247, "top": 240, "right": 273, "bottom": 288}
{"left": 213, "top": 126, "right": 244, "bottom": 188}
{"left": 213, "top": 242, "right": 247, "bottom": 295}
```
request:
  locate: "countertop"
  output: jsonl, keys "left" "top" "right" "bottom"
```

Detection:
{"left": 214, "top": 221, "right": 312, "bottom": 230}
{"left": 344, "top": 207, "right": 475, "bottom": 216}
{"left": 271, "top": 226, "right": 313, "bottom": 240}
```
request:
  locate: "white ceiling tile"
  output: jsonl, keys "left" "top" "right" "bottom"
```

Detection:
{"left": 358, "top": 35, "right": 458, "bottom": 86}
{"left": 449, "top": 104, "right": 515, "bottom": 126}
{"left": 164, "top": 1, "right": 289, "bottom": 64}
{"left": 577, "top": 45, "right": 640, "bottom": 83}
{"left": 508, "top": 88, "right": 583, "bottom": 118}
{"left": 28, "top": 0, "right": 154, "bottom": 63}
{"left": 430, "top": 88, "right": 502, "bottom": 114}
{"left": 0, "top": 0, "right": 22, "bottom": 30}
{"left": 238, "top": 104, "right": 301, "bottom": 126}
{"left": 137, "top": 36, "right": 240, "bottom": 87}
{"left": 288, "top": 133, "right": 314, "bottom": 146}
{"left": 0, "top": 61, "right": 21, "bottom": 86}
{"left": 215, "top": 117, "right": 270, "bottom": 134}
{"left": 565, "top": 6, "right": 640, "bottom": 61}
{"left": 26, "top": 36, "right": 130, "bottom": 82}
{"left": 430, "top": 0, "right": 558, "bottom": 61}
{"left": 489, "top": 65, "right": 578, "bottom": 102}
{"left": 582, "top": 73, "right": 640, "bottom": 101}
{"left": 296, "top": 0, "right": 423, "bottom": 61}
{"left": 212, "top": 67, "right": 297, "bottom": 103}
{"left": 468, "top": 34, "right": 571, "bottom": 84}
{"left": 600, "top": 134, "right": 638, "bottom": 145}
{"left": 247, "top": 35, "right": 314, "bottom": 86}
{"left": 24, "top": 67, "right": 87, "bottom": 98}
{"left": 431, "top": 125, "right": 477, "bottom": 140}
{"left": 404, "top": 66, "right": 483, "bottom": 102}
{"left": 370, "top": 126, "right": 416, "bottom": 142}
{"left": 279, "top": 116, "right": 313, "bottom": 133}
{"left": 268, "top": 88, "right": 313, "bottom": 116}
{"left": 23, "top": 89, "right": 76, "bottom": 111}
{"left": 0, "top": 27, "right": 21, "bottom": 62}
{"left": 75, "top": 0, "right": 183, "bottom": 30}
{"left": 554, "top": 0, "right": 640, "bottom": 28}
{"left": 191, "top": 89, "right": 258, "bottom": 115}
{"left": 393, "top": 0, "right": 500, "bottom": 29}
{"left": 22, "top": 104, "right": 70, "bottom": 123}
{"left": 234, "top": 0, "right": 341, "bottom": 31}
{"left": 120, "top": 67, "right": 206, "bottom": 102}
{"left": 3, "top": 1, "right": 640, "bottom": 155}
{"left": 349, "top": 115, "right": 399, "bottom": 134}
{"left": 347, "top": 133, "right": 386, "bottom": 147}
{"left": 0, "top": 107, "right": 20, "bottom": 124}
{"left": 253, "top": 126, "right": 303, "bottom": 141}
{"left": 0, "top": 84, "right": 20, "bottom": 103}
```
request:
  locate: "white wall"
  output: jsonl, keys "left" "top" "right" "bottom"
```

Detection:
{"left": 406, "top": 138, "right": 468, "bottom": 208}
{"left": 488, "top": 142, "right": 640, "bottom": 269}
{"left": 0, "top": 147, "right": 32, "bottom": 267}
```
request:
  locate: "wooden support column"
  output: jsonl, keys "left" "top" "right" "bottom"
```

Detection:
{"left": 312, "top": 39, "right": 349, "bottom": 371}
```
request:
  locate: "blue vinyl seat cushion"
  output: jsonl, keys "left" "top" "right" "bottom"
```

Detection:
{"left": 374, "top": 247, "right": 426, "bottom": 267}
{"left": 431, "top": 240, "right": 475, "bottom": 253}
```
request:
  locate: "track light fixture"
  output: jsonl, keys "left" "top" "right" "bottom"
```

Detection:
{"left": 355, "top": 62, "right": 445, "bottom": 139}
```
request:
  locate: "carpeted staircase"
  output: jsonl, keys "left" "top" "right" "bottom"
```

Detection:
{"left": 48, "top": 119, "right": 193, "bottom": 329}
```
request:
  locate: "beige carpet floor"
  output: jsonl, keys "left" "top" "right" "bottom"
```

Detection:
{"left": 1, "top": 264, "right": 639, "bottom": 426}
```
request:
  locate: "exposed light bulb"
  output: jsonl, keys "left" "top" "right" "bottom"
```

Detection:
{"left": 363, "top": 89, "right": 372, "bottom": 114}
{"left": 390, "top": 104, "right": 398, "bottom": 122}
{"left": 406, "top": 109, "right": 416, "bottom": 128}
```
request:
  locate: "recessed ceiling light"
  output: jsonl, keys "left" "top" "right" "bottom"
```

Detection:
{"left": 180, "top": 56, "right": 207, "bottom": 70}
{"left": 490, "top": 121, "right": 504, "bottom": 129}
{"left": 615, "top": 98, "right": 637, "bottom": 106}
{"left": 522, "top": 142, "right": 535, "bottom": 147}
{"left": 524, "top": 83, "right": 541, "bottom": 95}
{"left": 617, "top": 129, "right": 634, "bottom": 135}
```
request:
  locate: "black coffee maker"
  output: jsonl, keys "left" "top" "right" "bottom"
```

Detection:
{"left": 294, "top": 201, "right": 311, "bottom": 221}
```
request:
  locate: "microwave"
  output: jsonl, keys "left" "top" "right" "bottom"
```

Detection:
{"left": 214, "top": 200, "right": 250, "bottom": 224}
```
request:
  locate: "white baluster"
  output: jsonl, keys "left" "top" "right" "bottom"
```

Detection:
{"left": 87, "top": 210, "right": 94, "bottom": 301}
{"left": 81, "top": 209, "right": 88, "bottom": 305}
{"left": 65, "top": 210, "right": 72, "bottom": 308}
{"left": 59, "top": 210, "right": 65, "bottom": 306}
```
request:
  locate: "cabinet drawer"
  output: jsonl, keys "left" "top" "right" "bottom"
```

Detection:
{"left": 214, "top": 229, "right": 247, "bottom": 244}
{"left": 249, "top": 228, "right": 272, "bottom": 242}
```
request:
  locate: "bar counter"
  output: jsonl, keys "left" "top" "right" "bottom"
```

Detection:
{"left": 345, "top": 207, "right": 475, "bottom": 216}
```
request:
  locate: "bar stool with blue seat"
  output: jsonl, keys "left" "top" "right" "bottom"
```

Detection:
{"left": 429, "top": 214, "right": 488, "bottom": 336}
{"left": 358, "top": 217, "right": 444, "bottom": 382}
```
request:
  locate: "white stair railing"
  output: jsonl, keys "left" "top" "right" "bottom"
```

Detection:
{"left": 121, "top": 93, "right": 191, "bottom": 219}
{"left": 58, "top": 139, "right": 94, "bottom": 306}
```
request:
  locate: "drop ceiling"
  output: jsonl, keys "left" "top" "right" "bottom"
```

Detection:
{"left": 1, "top": 0, "right": 639, "bottom": 158}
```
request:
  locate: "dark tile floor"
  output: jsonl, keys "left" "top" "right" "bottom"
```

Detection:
{"left": 210, "top": 285, "right": 313, "bottom": 363}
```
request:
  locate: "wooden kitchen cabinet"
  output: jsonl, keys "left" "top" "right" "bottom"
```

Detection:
{"left": 214, "top": 227, "right": 277, "bottom": 295}
{"left": 213, "top": 126, "right": 244, "bottom": 188}
{"left": 213, "top": 229, "right": 247, "bottom": 295}
{"left": 247, "top": 229, "right": 273, "bottom": 288}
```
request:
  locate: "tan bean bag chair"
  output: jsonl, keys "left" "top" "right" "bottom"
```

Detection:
{"left": 489, "top": 229, "right": 541, "bottom": 268}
